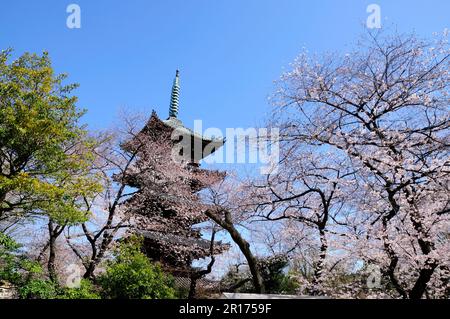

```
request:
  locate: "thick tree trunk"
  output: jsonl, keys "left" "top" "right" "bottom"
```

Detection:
{"left": 381, "top": 214, "right": 408, "bottom": 299}
{"left": 47, "top": 220, "right": 58, "bottom": 283}
{"left": 82, "top": 233, "right": 114, "bottom": 279}
{"left": 227, "top": 227, "right": 264, "bottom": 294}
{"left": 405, "top": 186, "right": 438, "bottom": 299}
{"left": 409, "top": 263, "right": 438, "bottom": 299}
{"left": 0, "top": 190, "right": 10, "bottom": 219}
{"left": 206, "top": 209, "right": 265, "bottom": 294}
{"left": 0, "top": 190, "right": 6, "bottom": 207}
{"left": 188, "top": 229, "right": 217, "bottom": 299}
{"left": 188, "top": 278, "right": 198, "bottom": 299}
{"left": 83, "top": 262, "right": 96, "bottom": 280}
{"left": 47, "top": 219, "right": 66, "bottom": 284}
{"left": 311, "top": 228, "right": 328, "bottom": 295}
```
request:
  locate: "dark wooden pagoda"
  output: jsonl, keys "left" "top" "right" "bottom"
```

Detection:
{"left": 121, "top": 70, "right": 228, "bottom": 275}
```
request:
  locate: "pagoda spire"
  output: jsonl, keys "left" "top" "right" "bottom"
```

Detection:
{"left": 168, "top": 70, "right": 180, "bottom": 118}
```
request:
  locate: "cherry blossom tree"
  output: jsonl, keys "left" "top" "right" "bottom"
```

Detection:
{"left": 118, "top": 111, "right": 228, "bottom": 274}
{"left": 272, "top": 30, "right": 450, "bottom": 299}
{"left": 243, "top": 144, "right": 356, "bottom": 295}
{"left": 64, "top": 114, "right": 142, "bottom": 280}
{"left": 205, "top": 176, "right": 266, "bottom": 293}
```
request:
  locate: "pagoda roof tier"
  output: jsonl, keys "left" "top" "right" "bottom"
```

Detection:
{"left": 163, "top": 115, "right": 225, "bottom": 160}
{"left": 126, "top": 70, "right": 225, "bottom": 163}
{"left": 139, "top": 230, "right": 219, "bottom": 250}
{"left": 130, "top": 110, "right": 224, "bottom": 164}
{"left": 162, "top": 70, "right": 224, "bottom": 162}
{"left": 138, "top": 230, "right": 229, "bottom": 269}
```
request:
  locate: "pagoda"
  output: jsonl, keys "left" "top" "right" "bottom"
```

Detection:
{"left": 121, "top": 70, "right": 228, "bottom": 275}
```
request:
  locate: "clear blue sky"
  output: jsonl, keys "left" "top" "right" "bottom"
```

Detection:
{"left": 2, "top": 0, "right": 449, "bottom": 271}
{"left": 1, "top": 0, "right": 449, "bottom": 132}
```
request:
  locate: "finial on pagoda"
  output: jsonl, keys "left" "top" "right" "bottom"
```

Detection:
{"left": 168, "top": 70, "right": 180, "bottom": 118}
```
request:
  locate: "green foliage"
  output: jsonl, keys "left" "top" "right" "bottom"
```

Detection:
{"left": 8, "top": 235, "right": 173, "bottom": 299}
{"left": 0, "top": 232, "right": 43, "bottom": 285}
{"left": 221, "top": 255, "right": 299, "bottom": 294}
{"left": 174, "top": 286, "right": 190, "bottom": 299}
{"left": 98, "top": 236, "right": 176, "bottom": 299}
{"left": 1, "top": 231, "right": 100, "bottom": 299}
{"left": 0, "top": 232, "right": 22, "bottom": 283}
{"left": 16, "top": 273, "right": 102, "bottom": 299}
{"left": 0, "top": 232, "right": 19, "bottom": 250}
{"left": 18, "top": 277, "right": 101, "bottom": 299}
{"left": 59, "top": 279, "right": 101, "bottom": 299}
{"left": 0, "top": 49, "right": 102, "bottom": 225}
{"left": 278, "top": 270, "right": 300, "bottom": 294}
{"left": 0, "top": 233, "right": 53, "bottom": 298}
{"left": 258, "top": 255, "right": 293, "bottom": 294}
{"left": 18, "top": 278, "right": 58, "bottom": 299}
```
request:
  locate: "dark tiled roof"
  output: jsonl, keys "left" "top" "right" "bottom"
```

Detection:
{"left": 138, "top": 230, "right": 214, "bottom": 249}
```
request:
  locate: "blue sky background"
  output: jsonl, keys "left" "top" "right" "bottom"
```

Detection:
{"left": 1, "top": 0, "right": 449, "bottom": 273}
{"left": 1, "top": 0, "right": 449, "bottom": 134}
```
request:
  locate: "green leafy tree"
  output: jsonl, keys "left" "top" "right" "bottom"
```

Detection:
{"left": 0, "top": 49, "right": 102, "bottom": 283}
{"left": 58, "top": 279, "right": 101, "bottom": 299}
{"left": 1, "top": 231, "right": 50, "bottom": 298}
{"left": 18, "top": 278, "right": 101, "bottom": 299}
{"left": 0, "top": 49, "right": 101, "bottom": 223}
{"left": 221, "top": 255, "right": 299, "bottom": 294}
{"left": 98, "top": 236, "right": 176, "bottom": 299}
{"left": 258, "top": 255, "right": 298, "bottom": 294}
{"left": 18, "top": 278, "right": 58, "bottom": 299}
{"left": 0, "top": 231, "right": 23, "bottom": 284}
